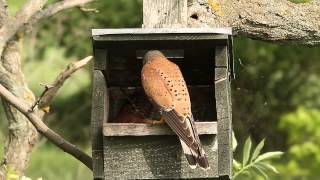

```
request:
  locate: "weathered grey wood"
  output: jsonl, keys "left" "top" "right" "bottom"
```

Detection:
{"left": 143, "top": 0, "right": 187, "bottom": 28}
{"left": 93, "top": 49, "right": 107, "bottom": 70}
{"left": 215, "top": 46, "right": 232, "bottom": 179}
{"left": 136, "top": 49, "right": 184, "bottom": 59}
{"left": 91, "top": 70, "right": 108, "bottom": 180}
{"left": 92, "top": 28, "right": 232, "bottom": 36}
{"left": 93, "top": 34, "right": 228, "bottom": 42}
{"left": 215, "top": 46, "right": 228, "bottom": 67}
{"left": 103, "top": 122, "right": 217, "bottom": 136}
{"left": 104, "top": 135, "right": 218, "bottom": 179}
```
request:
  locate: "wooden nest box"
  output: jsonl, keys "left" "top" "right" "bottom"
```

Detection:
{"left": 91, "top": 28, "right": 234, "bottom": 180}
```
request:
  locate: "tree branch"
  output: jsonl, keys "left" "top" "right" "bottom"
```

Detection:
{"left": 0, "top": 81, "right": 93, "bottom": 171}
{"left": 0, "top": 0, "right": 47, "bottom": 54}
{"left": 31, "top": 56, "right": 93, "bottom": 112}
{"left": 0, "top": 0, "right": 8, "bottom": 25}
{"left": 23, "top": 0, "right": 95, "bottom": 33}
{"left": 188, "top": 0, "right": 320, "bottom": 46}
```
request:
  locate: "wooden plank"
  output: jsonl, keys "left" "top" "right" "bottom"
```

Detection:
{"left": 104, "top": 135, "right": 218, "bottom": 179}
{"left": 92, "top": 28, "right": 232, "bottom": 36}
{"left": 93, "top": 49, "right": 107, "bottom": 70}
{"left": 136, "top": 49, "right": 184, "bottom": 59}
{"left": 103, "top": 122, "right": 217, "bottom": 136}
{"left": 91, "top": 70, "right": 108, "bottom": 180}
{"left": 143, "top": 0, "right": 187, "bottom": 28}
{"left": 215, "top": 46, "right": 228, "bottom": 67}
{"left": 93, "top": 34, "right": 228, "bottom": 42}
{"left": 215, "top": 45, "right": 232, "bottom": 179}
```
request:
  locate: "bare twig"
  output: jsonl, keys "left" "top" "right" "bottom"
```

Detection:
{"left": 79, "top": 6, "right": 99, "bottom": 13}
{"left": 0, "top": 0, "right": 47, "bottom": 55}
{"left": 29, "top": 84, "right": 53, "bottom": 112}
{"left": 0, "top": 0, "right": 95, "bottom": 58}
{"left": 33, "top": 56, "right": 92, "bottom": 111}
{"left": 24, "top": 0, "right": 95, "bottom": 33}
{"left": 0, "top": 83, "right": 93, "bottom": 170}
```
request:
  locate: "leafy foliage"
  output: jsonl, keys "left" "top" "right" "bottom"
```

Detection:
{"left": 25, "top": 144, "right": 91, "bottom": 180}
{"left": 275, "top": 107, "right": 320, "bottom": 180}
{"left": 233, "top": 37, "right": 320, "bottom": 148}
{"left": 233, "top": 137, "right": 283, "bottom": 180}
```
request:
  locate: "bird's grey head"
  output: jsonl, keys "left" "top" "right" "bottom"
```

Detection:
{"left": 143, "top": 50, "right": 165, "bottom": 65}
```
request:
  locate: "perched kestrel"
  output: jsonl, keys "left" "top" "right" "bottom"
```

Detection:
{"left": 141, "top": 50, "right": 210, "bottom": 169}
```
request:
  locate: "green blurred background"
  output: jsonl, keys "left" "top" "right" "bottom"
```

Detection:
{"left": 0, "top": 0, "right": 319, "bottom": 179}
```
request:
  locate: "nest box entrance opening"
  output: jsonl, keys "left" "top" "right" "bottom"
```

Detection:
{"left": 91, "top": 28, "right": 233, "bottom": 180}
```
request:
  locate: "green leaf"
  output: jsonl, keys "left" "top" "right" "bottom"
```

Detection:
{"left": 242, "top": 136, "right": 252, "bottom": 166}
{"left": 252, "top": 165, "right": 269, "bottom": 180}
{"left": 232, "top": 131, "right": 238, "bottom": 152}
{"left": 233, "top": 159, "right": 242, "bottom": 170}
{"left": 254, "top": 151, "right": 284, "bottom": 162}
{"left": 257, "top": 162, "right": 280, "bottom": 174}
{"left": 251, "top": 139, "right": 265, "bottom": 162}
{"left": 241, "top": 170, "right": 251, "bottom": 177}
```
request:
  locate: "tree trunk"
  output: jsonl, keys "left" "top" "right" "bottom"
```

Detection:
{"left": 188, "top": 0, "right": 320, "bottom": 46}
{"left": 0, "top": 37, "right": 38, "bottom": 178}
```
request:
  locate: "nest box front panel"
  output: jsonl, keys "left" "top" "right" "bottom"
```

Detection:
{"left": 91, "top": 28, "right": 233, "bottom": 180}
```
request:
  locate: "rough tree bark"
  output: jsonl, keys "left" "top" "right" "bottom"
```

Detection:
{"left": 188, "top": 0, "right": 320, "bottom": 45}
{"left": 0, "top": 36, "right": 38, "bottom": 178}
{"left": 0, "top": 0, "right": 94, "bottom": 178}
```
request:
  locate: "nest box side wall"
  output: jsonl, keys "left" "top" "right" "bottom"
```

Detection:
{"left": 91, "top": 48, "right": 108, "bottom": 180}
{"left": 215, "top": 46, "right": 233, "bottom": 179}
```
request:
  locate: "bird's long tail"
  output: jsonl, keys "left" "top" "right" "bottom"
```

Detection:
{"left": 180, "top": 139, "right": 210, "bottom": 170}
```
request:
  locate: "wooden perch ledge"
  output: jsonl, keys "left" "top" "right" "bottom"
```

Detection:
{"left": 103, "top": 122, "right": 218, "bottom": 136}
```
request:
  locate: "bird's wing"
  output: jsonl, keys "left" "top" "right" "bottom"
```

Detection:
{"left": 142, "top": 61, "right": 200, "bottom": 151}
{"left": 141, "top": 63, "right": 174, "bottom": 109}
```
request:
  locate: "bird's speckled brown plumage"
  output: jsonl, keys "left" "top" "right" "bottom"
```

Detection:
{"left": 141, "top": 50, "right": 209, "bottom": 170}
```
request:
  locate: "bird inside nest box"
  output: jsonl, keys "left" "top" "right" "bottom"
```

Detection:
{"left": 91, "top": 28, "right": 234, "bottom": 180}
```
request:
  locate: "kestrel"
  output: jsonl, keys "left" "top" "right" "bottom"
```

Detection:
{"left": 141, "top": 50, "right": 210, "bottom": 169}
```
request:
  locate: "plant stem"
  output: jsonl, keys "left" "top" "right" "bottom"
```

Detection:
{"left": 233, "top": 163, "right": 254, "bottom": 179}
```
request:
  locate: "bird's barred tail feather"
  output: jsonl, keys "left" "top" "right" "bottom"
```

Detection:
{"left": 196, "top": 149, "right": 210, "bottom": 170}
{"left": 180, "top": 139, "right": 210, "bottom": 169}
{"left": 180, "top": 139, "right": 197, "bottom": 169}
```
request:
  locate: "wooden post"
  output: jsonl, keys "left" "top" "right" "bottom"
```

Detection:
{"left": 91, "top": 49, "right": 108, "bottom": 180}
{"left": 143, "top": 0, "right": 187, "bottom": 28}
{"left": 215, "top": 46, "right": 232, "bottom": 179}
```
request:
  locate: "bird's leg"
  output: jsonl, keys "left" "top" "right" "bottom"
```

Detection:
{"left": 152, "top": 116, "right": 165, "bottom": 125}
{"left": 141, "top": 116, "right": 165, "bottom": 125}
